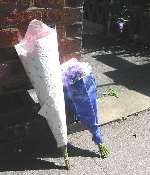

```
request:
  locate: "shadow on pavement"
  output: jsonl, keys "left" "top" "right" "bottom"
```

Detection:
{"left": 0, "top": 92, "right": 98, "bottom": 172}
{"left": 94, "top": 54, "right": 150, "bottom": 97}
{"left": 0, "top": 144, "right": 98, "bottom": 172}
{"left": 0, "top": 156, "right": 65, "bottom": 172}
{"left": 68, "top": 143, "right": 98, "bottom": 158}
{"left": 83, "top": 35, "right": 150, "bottom": 57}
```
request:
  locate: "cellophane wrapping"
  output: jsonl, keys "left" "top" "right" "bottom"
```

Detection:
{"left": 61, "top": 58, "right": 104, "bottom": 144}
{"left": 15, "top": 19, "right": 67, "bottom": 148}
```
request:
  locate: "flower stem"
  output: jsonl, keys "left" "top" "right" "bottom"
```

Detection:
{"left": 63, "top": 147, "right": 70, "bottom": 170}
{"left": 98, "top": 143, "right": 110, "bottom": 159}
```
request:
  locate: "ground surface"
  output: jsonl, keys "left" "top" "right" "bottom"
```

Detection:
{"left": 81, "top": 37, "right": 150, "bottom": 124}
{"left": 82, "top": 35, "right": 150, "bottom": 98}
{"left": 0, "top": 108, "right": 150, "bottom": 175}
{"left": 0, "top": 36, "right": 150, "bottom": 174}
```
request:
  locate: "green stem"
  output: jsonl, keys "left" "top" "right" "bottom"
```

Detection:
{"left": 98, "top": 143, "right": 110, "bottom": 159}
{"left": 63, "top": 147, "right": 70, "bottom": 170}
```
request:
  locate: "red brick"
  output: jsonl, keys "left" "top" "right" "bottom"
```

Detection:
{"left": 18, "top": 10, "right": 44, "bottom": 24}
{"left": 65, "top": 0, "right": 83, "bottom": 7}
{"left": 45, "top": 8, "right": 82, "bottom": 24}
{"left": 63, "top": 7, "right": 82, "bottom": 24}
{"left": 1, "top": 9, "right": 43, "bottom": 28}
{"left": 0, "top": 0, "right": 16, "bottom": 16}
{"left": 16, "top": 0, "right": 30, "bottom": 11}
{"left": 61, "top": 53, "right": 80, "bottom": 63}
{"left": 1, "top": 7, "right": 82, "bottom": 31}
{"left": 45, "top": 9, "right": 63, "bottom": 23}
{"left": 59, "top": 38, "right": 81, "bottom": 54}
{"left": 0, "top": 9, "right": 46, "bottom": 37}
{"left": 56, "top": 25, "right": 65, "bottom": 39}
{"left": 0, "top": 12, "right": 17, "bottom": 29}
{"left": 59, "top": 37, "right": 81, "bottom": 63}
{"left": 35, "top": 0, "right": 64, "bottom": 8}
{"left": 0, "top": 28, "right": 21, "bottom": 48}
{"left": 65, "top": 23, "right": 82, "bottom": 37}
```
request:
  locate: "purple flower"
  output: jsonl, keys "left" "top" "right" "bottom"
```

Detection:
{"left": 62, "top": 65, "right": 83, "bottom": 86}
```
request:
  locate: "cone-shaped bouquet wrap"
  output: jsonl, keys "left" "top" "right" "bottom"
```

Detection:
{"left": 15, "top": 20, "right": 67, "bottom": 149}
{"left": 61, "top": 58, "right": 104, "bottom": 145}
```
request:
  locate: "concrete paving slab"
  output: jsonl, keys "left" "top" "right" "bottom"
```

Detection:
{"left": 81, "top": 48, "right": 150, "bottom": 125}
{"left": 97, "top": 85, "right": 150, "bottom": 124}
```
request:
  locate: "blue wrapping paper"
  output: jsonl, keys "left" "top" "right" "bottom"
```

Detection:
{"left": 64, "top": 73, "right": 104, "bottom": 144}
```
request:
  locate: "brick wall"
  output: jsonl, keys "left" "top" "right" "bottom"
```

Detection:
{"left": 0, "top": 0, "right": 83, "bottom": 92}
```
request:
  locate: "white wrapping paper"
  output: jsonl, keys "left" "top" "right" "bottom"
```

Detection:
{"left": 15, "top": 19, "right": 67, "bottom": 148}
